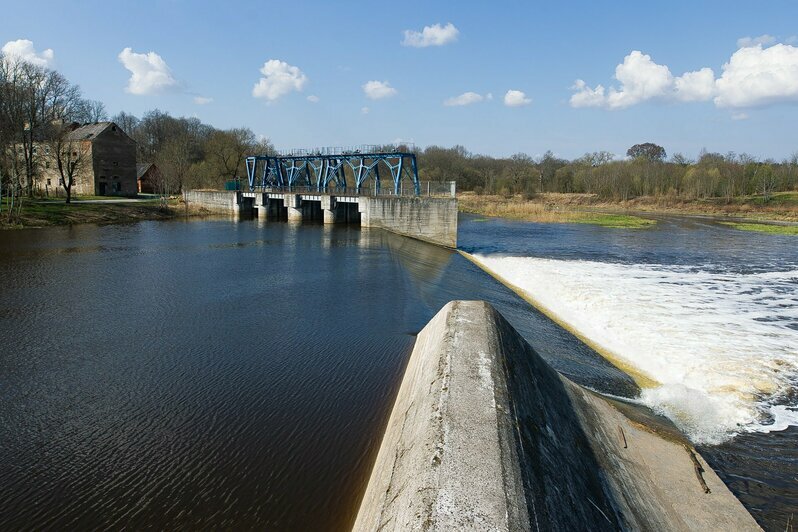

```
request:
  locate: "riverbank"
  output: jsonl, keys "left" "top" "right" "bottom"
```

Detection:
{"left": 458, "top": 191, "right": 798, "bottom": 228}
{"left": 0, "top": 196, "right": 201, "bottom": 229}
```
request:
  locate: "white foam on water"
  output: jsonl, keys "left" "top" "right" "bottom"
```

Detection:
{"left": 473, "top": 254, "right": 798, "bottom": 444}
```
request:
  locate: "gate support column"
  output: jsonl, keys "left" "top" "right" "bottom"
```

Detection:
{"left": 284, "top": 194, "right": 303, "bottom": 222}
{"left": 321, "top": 196, "right": 337, "bottom": 224}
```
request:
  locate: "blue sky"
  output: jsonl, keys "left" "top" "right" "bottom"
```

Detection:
{"left": 2, "top": 0, "right": 797, "bottom": 160}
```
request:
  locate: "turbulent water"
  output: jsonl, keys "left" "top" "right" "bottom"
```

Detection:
{"left": 471, "top": 255, "right": 798, "bottom": 444}
{"left": 460, "top": 213, "right": 798, "bottom": 528}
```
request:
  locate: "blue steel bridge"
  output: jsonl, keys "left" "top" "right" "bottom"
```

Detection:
{"left": 245, "top": 145, "right": 421, "bottom": 196}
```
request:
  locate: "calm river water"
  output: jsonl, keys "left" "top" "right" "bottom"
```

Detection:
{"left": 0, "top": 214, "right": 795, "bottom": 529}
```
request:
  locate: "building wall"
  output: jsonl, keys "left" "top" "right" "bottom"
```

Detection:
{"left": 31, "top": 124, "right": 137, "bottom": 197}
{"left": 92, "top": 126, "right": 137, "bottom": 196}
{"left": 36, "top": 141, "right": 95, "bottom": 197}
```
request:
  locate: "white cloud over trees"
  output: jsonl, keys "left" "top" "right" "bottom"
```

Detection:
{"left": 570, "top": 41, "right": 798, "bottom": 110}
{"left": 252, "top": 59, "right": 308, "bottom": 101}
{"left": 2, "top": 39, "right": 54, "bottom": 67}
{"left": 118, "top": 47, "right": 178, "bottom": 95}
{"left": 402, "top": 23, "right": 459, "bottom": 47}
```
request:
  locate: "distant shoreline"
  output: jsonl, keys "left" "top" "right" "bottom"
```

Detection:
{"left": 458, "top": 191, "right": 798, "bottom": 230}
{"left": 0, "top": 196, "right": 200, "bottom": 230}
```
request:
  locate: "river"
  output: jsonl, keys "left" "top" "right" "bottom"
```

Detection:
{"left": 0, "top": 214, "right": 795, "bottom": 529}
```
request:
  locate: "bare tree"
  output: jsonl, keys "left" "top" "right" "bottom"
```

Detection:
{"left": 47, "top": 124, "right": 90, "bottom": 203}
{"left": 82, "top": 100, "right": 108, "bottom": 122}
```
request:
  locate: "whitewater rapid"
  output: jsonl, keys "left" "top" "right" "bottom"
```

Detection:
{"left": 472, "top": 254, "right": 798, "bottom": 444}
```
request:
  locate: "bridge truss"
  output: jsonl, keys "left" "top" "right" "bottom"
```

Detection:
{"left": 244, "top": 150, "right": 420, "bottom": 195}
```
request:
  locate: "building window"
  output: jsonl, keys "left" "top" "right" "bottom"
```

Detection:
{"left": 45, "top": 161, "right": 50, "bottom": 169}
{"left": 72, "top": 151, "right": 77, "bottom": 157}
{"left": 47, "top": 179, "right": 51, "bottom": 186}
{"left": 113, "top": 161, "right": 118, "bottom": 167}
{"left": 113, "top": 175, "right": 119, "bottom": 179}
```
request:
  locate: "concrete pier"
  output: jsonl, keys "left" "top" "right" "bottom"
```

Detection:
{"left": 284, "top": 194, "right": 303, "bottom": 222}
{"left": 321, "top": 196, "right": 337, "bottom": 224}
{"left": 353, "top": 301, "right": 760, "bottom": 531}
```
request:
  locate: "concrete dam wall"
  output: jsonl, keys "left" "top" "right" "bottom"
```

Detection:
{"left": 353, "top": 301, "right": 759, "bottom": 531}
{"left": 183, "top": 190, "right": 458, "bottom": 248}
{"left": 359, "top": 196, "right": 457, "bottom": 248}
{"left": 183, "top": 190, "right": 242, "bottom": 213}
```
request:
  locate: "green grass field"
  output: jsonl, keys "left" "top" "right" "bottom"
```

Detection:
{"left": 720, "top": 221, "right": 798, "bottom": 235}
{"left": 1, "top": 196, "right": 176, "bottom": 228}
{"left": 571, "top": 213, "right": 656, "bottom": 229}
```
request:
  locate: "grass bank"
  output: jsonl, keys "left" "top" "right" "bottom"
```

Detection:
{"left": 720, "top": 221, "right": 798, "bottom": 235}
{"left": 0, "top": 196, "right": 192, "bottom": 229}
{"left": 458, "top": 193, "right": 656, "bottom": 228}
{"left": 458, "top": 191, "right": 798, "bottom": 226}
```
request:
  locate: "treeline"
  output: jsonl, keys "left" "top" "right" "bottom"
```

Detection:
{"left": 110, "top": 110, "right": 272, "bottom": 194}
{"left": 417, "top": 146, "right": 798, "bottom": 201}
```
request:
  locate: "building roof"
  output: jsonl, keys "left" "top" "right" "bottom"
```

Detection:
{"left": 137, "top": 163, "right": 154, "bottom": 179}
{"left": 66, "top": 121, "right": 132, "bottom": 142}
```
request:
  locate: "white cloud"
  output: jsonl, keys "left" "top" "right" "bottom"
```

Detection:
{"left": 2, "top": 39, "right": 54, "bottom": 67}
{"left": 486, "top": 93, "right": 493, "bottom": 100}
{"left": 252, "top": 59, "right": 308, "bottom": 101}
{"left": 674, "top": 67, "right": 716, "bottom": 102}
{"left": 570, "top": 79, "right": 606, "bottom": 108}
{"left": 714, "top": 44, "right": 798, "bottom": 108}
{"left": 731, "top": 112, "right": 749, "bottom": 120}
{"left": 737, "top": 34, "right": 776, "bottom": 48}
{"left": 401, "top": 23, "right": 459, "bottom": 47}
{"left": 118, "top": 47, "right": 178, "bottom": 95}
{"left": 571, "top": 43, "right": 798, "bottom": 111}
{"left": 608, "top": 51, "right": 674, "bottom": 109}
{"left": 444, "top": 91, "right": 485, "bottom": 106}
{"left": 193, "top": 96, "right": 213, "bottom": 105}
{"left": 361, "top": 106, "right": 370, "bottom": 114}
{"left": 362, "top": 80, "right": 397, "bottom": 99}
{"left": 307, "top": 95, "right": 319, "bottom": 103}
{"left": 503, "top": 89, "right": 531, "bottom": 107}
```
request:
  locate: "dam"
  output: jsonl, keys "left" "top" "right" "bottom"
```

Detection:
{"left": 184, "top": 146, "right": 458, "bottom": 247}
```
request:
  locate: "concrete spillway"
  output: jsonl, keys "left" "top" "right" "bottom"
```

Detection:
{"left": 353, "top": 301, "right": 760, "bottom": 531}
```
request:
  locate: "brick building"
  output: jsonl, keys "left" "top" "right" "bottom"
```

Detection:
{"left": 39, "top": 122, "right": 137, "bottom": 196}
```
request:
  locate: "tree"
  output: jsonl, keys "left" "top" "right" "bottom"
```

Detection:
{"left": 203, "top": 128, "right": 256, "bottom": 184}
{"left": 47, "top": 124, "right": 90, "bottom": 203}
{"left": 82, "top": 100, "right": 108, "bottom": 122}
{"left": 626, "top": 142, "right": 666, "bottom": 162}
{"left": 111, "top": 111, "right": 140, "bottom": 138}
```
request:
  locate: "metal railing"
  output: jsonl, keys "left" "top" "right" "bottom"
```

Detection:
{"left": 275, "top": 144, "right": 417, "bottom": 157}
{"left": 250, "top": 181, "right": 455, "bottom": 198}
